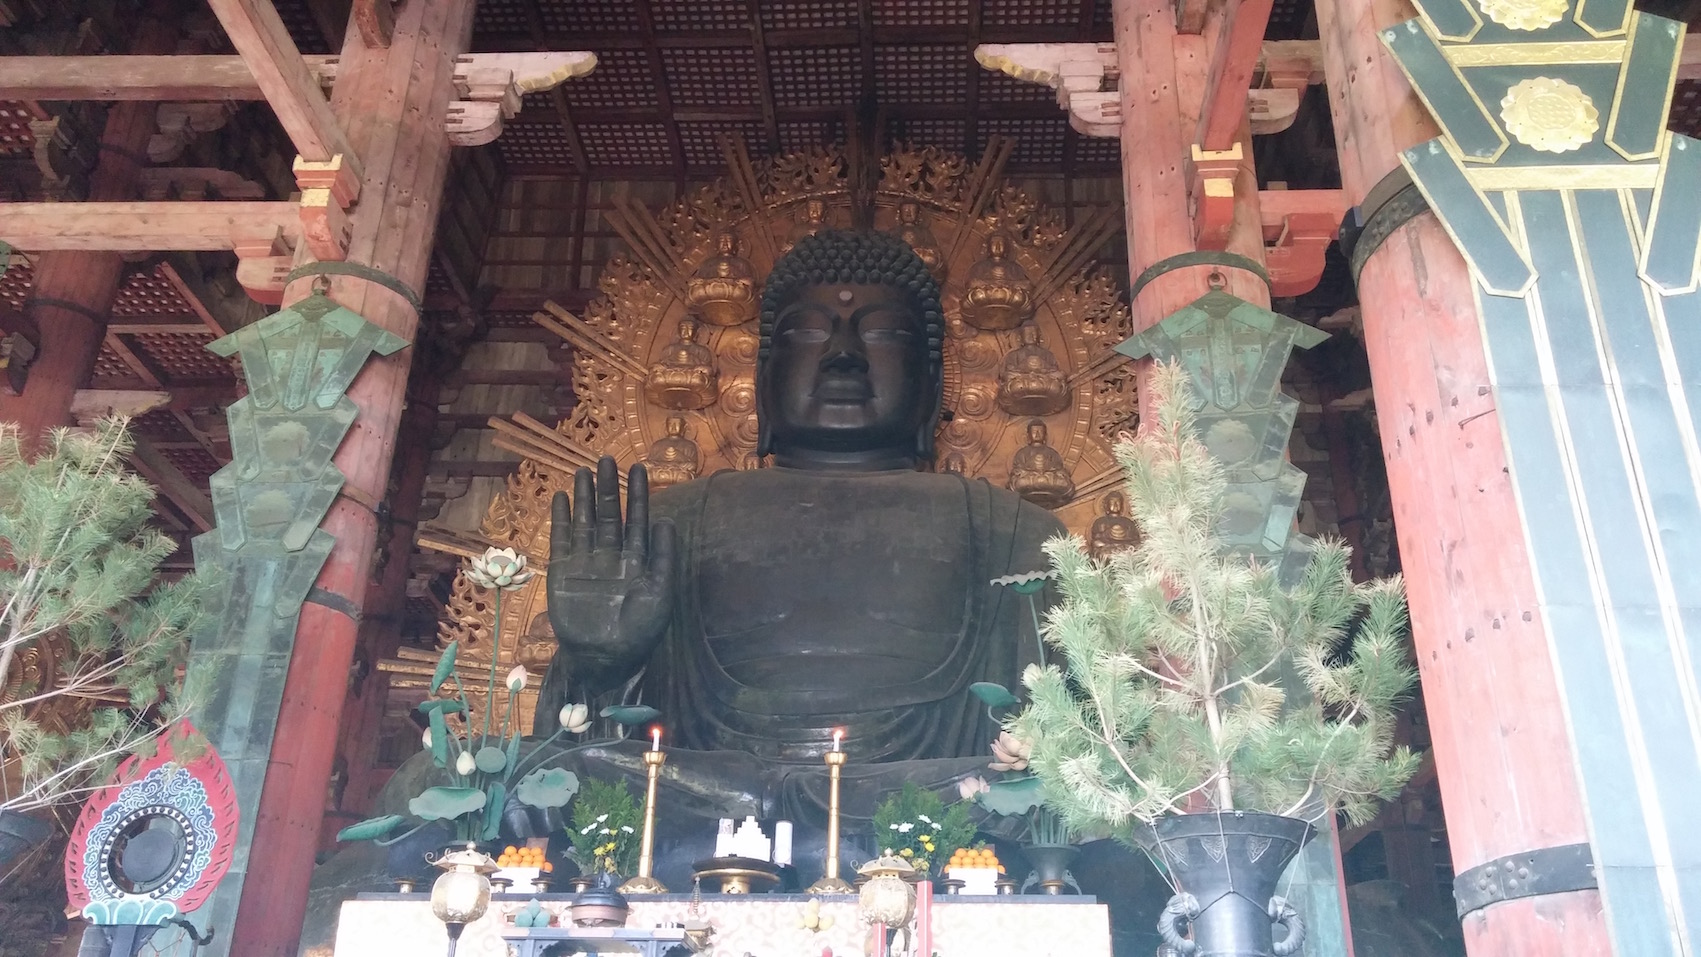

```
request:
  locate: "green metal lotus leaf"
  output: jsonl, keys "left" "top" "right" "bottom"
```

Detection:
{"left": 600, "top": 704, "right": 661, "bottom": 726}
{"left": 978, "top": 775, "right": 1045, "bottom": 816}
{"left": 416, "top": 698, "right": 467, "bottom": 715}
{"left": 409, "top": 786, "right": 487, "bottom": 822}
{"left": 515, "top": 766, "right": 580, "bottom": 809}
{"left": 482, "top": 782, "right": 506, "bottom": 842}
{"left": 969, "top": 682, "right": 1020, "bottom": 709}
{"left": 474, "top": 745, "right": 509, "bottom": 774}
{"left": 431, "top": 641, "right": 459, "bottom": 693}
{"left": 336, "top": 814, "right": 407, "bottom": 843}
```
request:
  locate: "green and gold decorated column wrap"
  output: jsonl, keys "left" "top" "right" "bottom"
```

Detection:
{"left": 1385, "top": 0, "right": 1701, "bottom": 950}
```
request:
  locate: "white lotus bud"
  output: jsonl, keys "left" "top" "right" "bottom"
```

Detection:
{"left": 455, "top": 751, "right": 477, "bottom": 776}
{"left": 506, "top": 665, "right": 528, "bottom": 692}
{"left": 559, "top": 702, "right": 592, "bottom": 734}
{"left": 422, "top": 728, "right": 433, "bottom": 749}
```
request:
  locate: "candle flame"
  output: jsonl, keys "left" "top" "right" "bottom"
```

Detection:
{"left": 832, "top": 728, "right": 844, "bottom": 752}
{"left": 650, "top": 726, "right": 663, "bottom": 751}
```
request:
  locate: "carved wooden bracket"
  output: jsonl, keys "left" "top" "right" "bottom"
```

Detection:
{"left": 233, "top": 226, "right": 293, "bottom": 305}
{"left": 1190, "top": 144, "right": 1243, "bottom": 250}
{"left": 352, "top": 0, "right": 397, "bottom": 49}
{"left": 975, "top": 42, "right": 1310, "bottom": 139}
{"left": 1260, "top": 189, "right": 1349, "bottom": 298}
{"left": 293, "top": 154, "right": 358, "bottom": 261}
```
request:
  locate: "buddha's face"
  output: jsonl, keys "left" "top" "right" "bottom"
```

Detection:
{"left": 717, "top": 232, "right": 736, "bottom": 254}
{"left": 1020, "top": 324, "right": 1039, "bottom": 345}
{"left": 988, "top": 234, "right": 1008, "bottom": 259}
{"left": 899, "top": 203, "right": 918, "bottom": 224}
{"left": 1105, "top": 491, "right": 1125, "bottom": 516}
{"left": 679, "top": 318, "right": 699, "bottom": 341}
{"left": 1027, "top": 420, "right": 1047, "bottom": 444}
{"left": 763, "top": 282, "right": 931, "bottom": 458}
{"left": 665, "top": 416, "right": 686, "bottom": 438}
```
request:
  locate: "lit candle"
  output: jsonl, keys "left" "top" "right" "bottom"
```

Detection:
{"left": 832, "top": 728, "right": 844, "bottom": 753}
{"left": 651, "top": 726, "right": 662, "bottom": 752}
{"left": 774, "top": 821, "right": 793, "bottom": 867}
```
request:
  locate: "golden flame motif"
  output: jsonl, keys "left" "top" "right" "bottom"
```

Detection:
{"left": 1474, "top": 0, "right": 1568, "bottom": 30}
{"left": 1500, "top": 77, "right": 1599, "bottom": 154}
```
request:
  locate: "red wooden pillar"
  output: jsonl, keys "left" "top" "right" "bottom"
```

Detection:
{"left": 323, "top": 351, "right": 446, "bottom": 845}
{"left": 1114, "top": 0, "right": 1268, "bottom": 331}
{"left": 0, "top": 13, "right": 175, "bottom": 442}
{"left": 228, "top": 1, "right": 476, "bottom": 952}
{"left": 1314, "top": 0, "right": 1608, "bottom": 950}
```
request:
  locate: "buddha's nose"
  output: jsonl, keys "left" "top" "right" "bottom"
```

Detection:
{"left": 819, "top": 326, "right": 868, "bottom": 373}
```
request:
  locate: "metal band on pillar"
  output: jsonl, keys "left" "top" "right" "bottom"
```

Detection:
{"left": 1130, "top": 250, "right": 1271, "bottom": 303}
{"left": 1452, "top": 843, "right": 1596, "bottom": 919}
{"left": 285, "top": 261, "right": 425, "bottom": 319}
{"left": 1339, "top": 167, "right": 1431, "bottom": 288}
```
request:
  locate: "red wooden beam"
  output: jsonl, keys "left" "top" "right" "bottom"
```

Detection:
{"left": 1196, "top": 0, "right": 1278, "bottom": 151}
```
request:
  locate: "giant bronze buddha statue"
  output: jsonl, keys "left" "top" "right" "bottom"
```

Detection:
{"left": 538, "top": 229, "right": 1063, "bottom": 763}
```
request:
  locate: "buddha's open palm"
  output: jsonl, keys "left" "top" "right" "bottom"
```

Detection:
{"left": 546, "top": 458, "right": 676, "bottom": 695}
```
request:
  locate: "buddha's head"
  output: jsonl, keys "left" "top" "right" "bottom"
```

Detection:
{"left": 987, "top": 233, "right": 1010, "bottom": 260}
{"left": 678, "top": 317, "right": 700, "bottom": 342}
{"left": 805, "top": 199, "right": 826, "bottom": 224}
{"left": 898, "top": 201, "right": 920, "bottom": 225}
{"left": 1104, "top": 490, "right": 1125, "bottom": 516}
{"left": 715, "top": 231, "right": 738, "bottom": 255}
{"left": 1026, "top": 419, "right": 1048, "bottom": 444}
{"left": 665, "top": 415, "right": 686, "bottom": 439}
{"left": 1019, "top": 322, "right": 1040, "bottom": 346}
{"left": 757, "top": 229, "right": 945, "bottom": 469}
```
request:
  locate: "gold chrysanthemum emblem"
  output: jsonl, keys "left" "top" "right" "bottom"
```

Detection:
{"left": 1475, "top": 0, "right": 1568, "bottom": 30}
{"left": 1500, "top": 77, "right": 1599, "bottom": 153}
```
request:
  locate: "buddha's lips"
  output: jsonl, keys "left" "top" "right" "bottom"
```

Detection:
{"left": 811, "top": 375, "right": 873, "bottom": 401}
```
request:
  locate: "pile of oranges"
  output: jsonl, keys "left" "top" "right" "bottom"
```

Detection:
{"left": 946, "top": 845, "right": 1004, "bottom": 873}
{"left": 496, "top": 845, "right": 553, "bottom": 872}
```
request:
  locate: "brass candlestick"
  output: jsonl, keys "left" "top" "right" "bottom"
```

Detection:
{"left": 808, "top": 750, "right": 855, "bottom": 893}
{"left": 619, "top": 750, "right": 669, "bottom": 894}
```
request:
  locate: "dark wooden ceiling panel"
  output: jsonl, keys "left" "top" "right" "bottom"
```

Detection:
{"left": 896, "top": 118, "right": 969, "bottom": 152}
{"left": 665, "top": 47, "right": 763, "bottom": 109}
{"left": 563, "top": 49, "right": 662, "bottom": 111}
{"left": 113, "top": 265, "right": 199, "bottom": 322}
{"left": 541, "top": 0, "right": 645, "bottom": 33}
{"left": 649, "top": 0, "right": 752, "bottom": 34}
{"left": 498, "top": 120, "right": 576, "bottom": 171}
{"left": 770, "top": 46, "right": 863, "bottom": 108}
{"left": 1074, "top": 135, "right": 1122, "bottom": 166}
{"left": 0, "top": 261, "right": 30, "bottom": 311}
{"left": 778, "top": 120, "right": 838, "bottom": 154}
{"left": 132, "top": 409, "right": 197, "bottom": 443}
{"left": 760, "top": 0, "right": 861, "bottom": 30}
{"left": 0, "top": 102, "right": 40, "bottom": 158}
{"left": 679, "top": 120, "right": 769, "bottom": 170}
{"left": 874, "top": 45, "right": 972, "bottom": 105}
{"left": 1670, "top": 81, "right": 1701, "bottom": 138}
{"left": 872, "top": 0, "right": 974, "bottom": 28}
{"left": 578, "top": 122, "right": 675, "bottom": 168}
{"left": 157, "top": 445, "right": 223, "bottom": 486}
{"left": 129, "top": 332, "right": 233, "bottom": 382}
{"left": 91, "top": 342, "right": 134, "bottom": 381}
{"left": 979, "top": 116, "right": 1069, "bottom": 166}
{"left": 983, "top": 0, "right": 1088, "bottom": 26}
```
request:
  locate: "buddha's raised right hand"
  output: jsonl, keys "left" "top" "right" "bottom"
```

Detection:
{"left": 546, "top": 457, "right": 677, "bottom": 695}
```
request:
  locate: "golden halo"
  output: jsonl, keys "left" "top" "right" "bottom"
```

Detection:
{"left": 1500, "top": 77, "right": 1598, "bottom": 154}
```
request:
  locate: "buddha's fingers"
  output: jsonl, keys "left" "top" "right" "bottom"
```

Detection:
{"left": 571, "top": 467, "right": 597, "bottom": 555}
{"left": 643, "top": 519, "right": 678, "bottom": 601}
{"left": 550, "top": 490, "right": 572, "bottom": 561}
{"left": 625, "top": 463, "right": 650, "bottom": 562}
{"left": 595, "top": 456, "right": 623, "bottom": 548}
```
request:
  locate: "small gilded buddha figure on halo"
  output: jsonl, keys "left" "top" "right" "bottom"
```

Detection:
{"left": 644, "top": 317, "right": 719, "bottom": 410}
{"left": 892, "top": 200, "right": 947, "bottom": 282}
{"left": 781, "top": 198, "right": 830, "bottom": 255}
{"left": 1007, "top": 418, "right": 1074, "bottom": 508}
{"left": 1088, "top": 489, "right": 1140, "bottom": 562}
{"left": 996, "top": 321, "right": 1070, "bottom": 417}
{"left": 685, "top": 231, "right": 759, "bottom": 327}
{"left": 644, "top": 415, "right": 700, "bottom": 488}
{"left": 961, "top": 231, "right": 1035, "bottom": 331}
